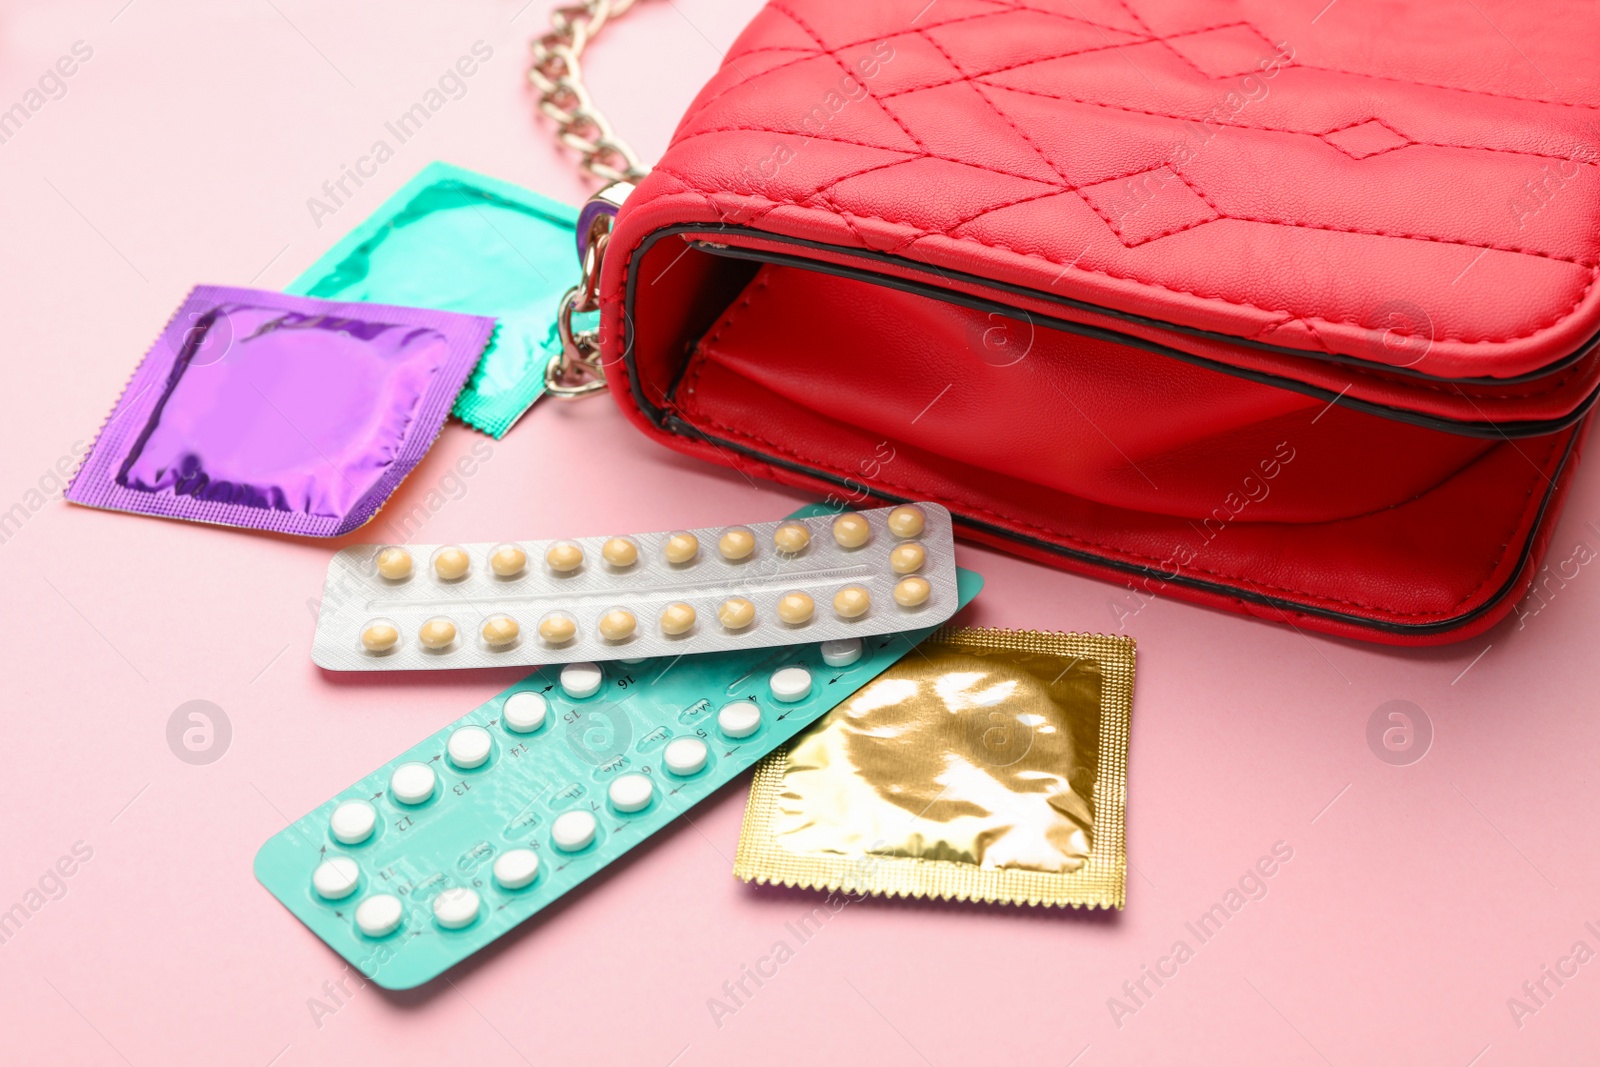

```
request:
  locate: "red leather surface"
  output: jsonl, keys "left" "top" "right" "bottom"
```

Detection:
{"left": 600, "top": 0, "right": 1600, "bottom": 642}
{"left": 692, "top": 264, "right": 1497, "bottom": 523}
{"left": 638, "top": 0, "right": 1600, "bottom": 382}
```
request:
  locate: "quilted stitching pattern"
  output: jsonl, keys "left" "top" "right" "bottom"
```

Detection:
{"left": 641, "top": 0, "right": 1600, "bottom": 376}
{"left": 1078, "top": 165, "right": 1219, "bottom": 246}
{"left": 1320, "top": 118, "right": 1411, "bottom": 160}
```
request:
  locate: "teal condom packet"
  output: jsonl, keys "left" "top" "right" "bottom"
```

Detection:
{"left": 288, "top": 162, "right": 583, "bottom": 438}
{"left": 257, "top": 566, "right": 982, "bottom": 989}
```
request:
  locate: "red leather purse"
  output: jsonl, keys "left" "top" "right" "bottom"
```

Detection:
{"left": 589, "top": 0, "right": 1599, "bottom": 644}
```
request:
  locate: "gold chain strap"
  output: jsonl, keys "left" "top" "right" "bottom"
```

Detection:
{"left": 529, "top": 0, "right": 648, "bottom": 397}
{"left": 528, "top": 0, "right": 650, "bottom": 185}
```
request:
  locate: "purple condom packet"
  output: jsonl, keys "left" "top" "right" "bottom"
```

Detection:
{"left": 66, "top": 285, "right": 495, "bottom": 537}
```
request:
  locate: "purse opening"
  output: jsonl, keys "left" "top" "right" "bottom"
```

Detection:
{"left": 619, "top": 231, "right": 1584, "bottom": 640}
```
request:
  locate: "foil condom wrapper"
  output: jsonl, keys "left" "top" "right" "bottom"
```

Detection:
{"left": 288, "top": 161, "right": 588, "bottom": 438}
{"left": 65, "top": 284, "right": 495, "bottom": 537}
{"left": 735, "top": 626, "right": 1135, "bottom": 908}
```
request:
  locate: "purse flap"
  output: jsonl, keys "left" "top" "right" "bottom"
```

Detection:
{"left": 635, "top": 0, "right": 1600, "bottom": 383}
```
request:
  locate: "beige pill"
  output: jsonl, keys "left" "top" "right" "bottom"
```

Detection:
{"left": 659, "top": 602, "right": 696, "bottom": 636}
{"left": 375, "top": 547, "right": 412, "bottom": 580}
{"left": 831, "top": 513, "right": 870, "bottom": 549}
{"left": 889, "top": 542, "right": 926, "bottom": 574}
{"left": 718, "top": 597, "right": 756, "bottom": 630}
{"left": 538, "top": 615, "right": 577, "bottom": 644}
{"left": 546, "top": 542, "right": 584, "bottom": 573}
{"left": 599, "top": 609, "right": 637, "bottom": 641}
{"left": 773, "top": 522, "right": 810, "bottom": 555}
{"left": 481, "top": 616, "right": 520, "bottom": 648}
{"left": 893, "top": 576, "right": 931, "bottom": 607}
{"left": 361, "top": 622, "right": 399, "bottom": 652}
{"left": 718, "top": 527, "right": 756, "bottom": 560}
{"left": 887, "top": 505, "right": 926, "bottom": 538}
{"left": 433, "top": 547, "right": 470, "bottom": 581}
{"left": 664, "top": 532, "right": 699, "bottom": 564}
{"left": 832, "top": 585, "right": 871, "bottom": 619}
{"left": 602, "top": 537, "right": 639, "bottom": 567}
{"left": 419, "top": 618, "right": 457, "bottom": 649}
{"left": 490, "top": 544, "right": 527, "bottom": 577}
{"left": 777, "top": 592, "right": 815, "bottom": 625}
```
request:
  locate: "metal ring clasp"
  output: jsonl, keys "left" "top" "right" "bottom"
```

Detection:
{"left": 545, "top": 182, "right": 633, "bottom": 399}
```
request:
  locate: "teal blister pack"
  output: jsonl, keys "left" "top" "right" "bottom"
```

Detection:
{"left": 287, "top": 161, "right": 585, "bottom": 438}
{"left": 256, "top": 569, "right": 981, "bottom": 989}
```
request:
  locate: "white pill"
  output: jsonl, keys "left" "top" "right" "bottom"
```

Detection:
{"left": 663, "top": 736, "right": 708, "bottom": 776}
{"left": 561, "top": 661, "right": 604, "bottom": 699}
{"left": 312, "top": 856, "right": 360, "bottom": 900}
{"left": 390, "top": 761, "right": 436, "bottom": 805}
{"left": 328, "top": 800, "right": 376, "bottom": 845}
{"left": 718, "top": 700, "right": 762, "bottom": 739}
{"left": 770, "top": 666, "right": 813, "bottom": 703}
{"left": 608, "top": 773, "right": 654, "bottom": 813}
{"left": 489, "top": 851, "right": 540, "bottom": 895}
{"left": 483, "top": 857, "right": 534, "bottom": 895}
{"left": 820, "top": 638, "right": 863, "bottom": 667}
{"left": 502, "top": 691, "right": 548, "bottom": 733}
{"left": 552, "top": 810, "right": 597, "bottom": 852}
{"left": 447, "top": 726, "right": 492, "bottom": 769}
{"left": 355, "top": 894, "right": 403, "bottom": 937}
{"left": 432, "top": 887, "right": 480, "bottom": 929}
{"left": 493, "top": 849, "right": 540, "bottom": 890}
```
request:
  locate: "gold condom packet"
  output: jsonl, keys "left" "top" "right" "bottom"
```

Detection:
{"left": 735, "top": 627, "right": 1134, "bottom": 908}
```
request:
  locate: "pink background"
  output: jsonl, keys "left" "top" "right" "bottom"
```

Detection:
{"left": 3, "top": 1, "right": 1598, "bottom": 1063}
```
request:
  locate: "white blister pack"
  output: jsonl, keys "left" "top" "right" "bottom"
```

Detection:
{"left": 311, "top": 504, "right": 959, "bottom": 670}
